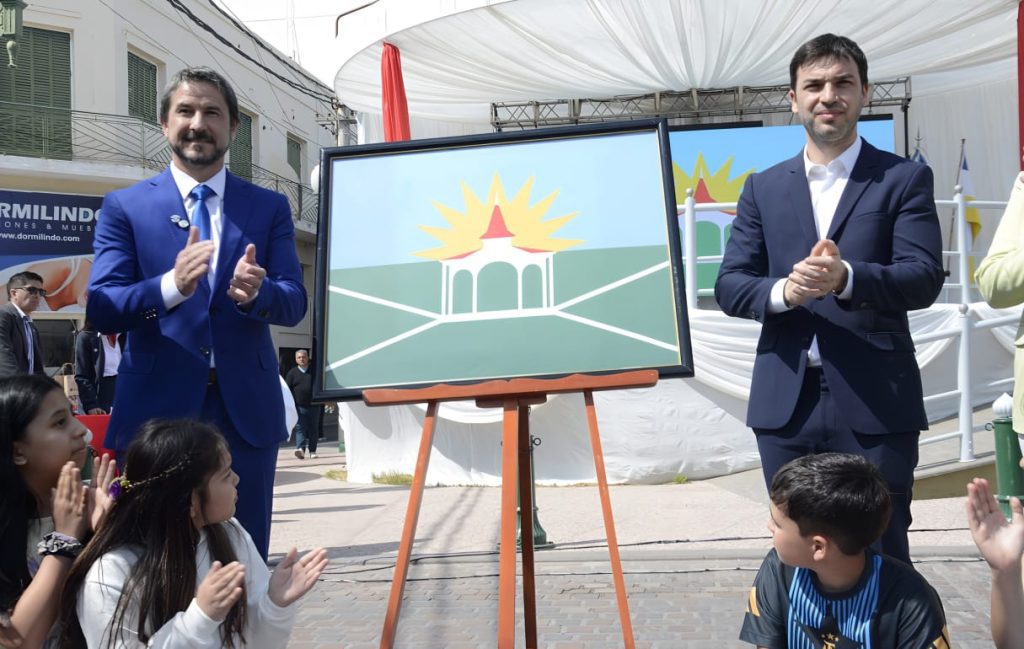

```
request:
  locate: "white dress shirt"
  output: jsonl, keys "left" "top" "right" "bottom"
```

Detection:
{"left": 767, "top": 138, "right": 860, "bottom": 366}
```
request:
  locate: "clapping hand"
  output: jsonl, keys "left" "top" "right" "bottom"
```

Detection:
{"left": 197, "top": 561, "right": 246, "bottom": 621}
{"left": 174, "top": 227, "right": 215, "bottom": 297}
{"left": 228, "top": 244, "right": 266, "bottom": 305}
{"left": 51, "top": 462, "right": 88, "bottom": 541}
{"left": 784, "top": 239, "right": 848, "bottom": 307}
{"left": 87, "top": 453, "right": 117, "bottom": 532}
{"left": 966, "top": 477, "right": 1024, "bottom": 572}
{"left": 268, "top": 547, "right": 328, "bottom": 608}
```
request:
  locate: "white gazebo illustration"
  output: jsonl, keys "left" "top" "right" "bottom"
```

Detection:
{"left": 439, "top": 204, "right": 553, "bottom": 315}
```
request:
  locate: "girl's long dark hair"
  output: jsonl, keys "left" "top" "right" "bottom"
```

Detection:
{"left": 57, "top": 419, "right": 246, "bottom": 648}
{"left": 0, "top": 375, "right": 63, "bottom": 612}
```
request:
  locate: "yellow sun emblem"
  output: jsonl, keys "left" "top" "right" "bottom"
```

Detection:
{"left": 415, "top": 173, "right": 583, "bottom": 261}
{"left": 673, "top": 153, "right": 753, "bottom": 210}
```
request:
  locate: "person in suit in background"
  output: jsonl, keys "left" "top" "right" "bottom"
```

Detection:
{"left": 86, "top": 67, "right": 307, "bottom": 559}
{"left": 0, "top": 271, "right": 47, "bottom": 378}
{"left": 285, "top": 349, "right": 320, "bottom": 460}
{"left": 715, "top": 34, "right": 944, "bottom": 564}
{"left": 74, "top": 320, "right": 123, "bottom": 414}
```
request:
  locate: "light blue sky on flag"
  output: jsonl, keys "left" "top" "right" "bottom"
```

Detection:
{"left": 668, "top": 119, "right": 895, "bottom": 185}
{"left": 329, "top": 119, "right": 896, "bottom": 269}
{"left": 329, "top": 130, "right": 672, "bottom": 269}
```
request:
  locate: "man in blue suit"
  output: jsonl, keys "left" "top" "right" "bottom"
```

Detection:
{"left": 87, "top": 68, "right": 307, "bottom": 558}
{"left": 715, "top": 35, "right": 944, "bottom": 564}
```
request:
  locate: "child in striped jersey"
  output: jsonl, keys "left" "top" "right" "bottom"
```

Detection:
{"left": 740, "top": 453, "right": 949, "bottom": 649}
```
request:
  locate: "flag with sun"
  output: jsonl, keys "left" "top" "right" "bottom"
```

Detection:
{"left": 316, "top": 122, "right": 693, "bottom": 398}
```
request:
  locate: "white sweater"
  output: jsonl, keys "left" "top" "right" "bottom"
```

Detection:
{"left": 77, "top": 519, "right": 295, "bottom": 648}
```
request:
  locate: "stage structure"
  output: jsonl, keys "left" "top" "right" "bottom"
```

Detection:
{"left": 491, "top": 79, "right": 910, "bottom": 129}
{"left": 313, "top": 119, "right": 693, "bottom": 648}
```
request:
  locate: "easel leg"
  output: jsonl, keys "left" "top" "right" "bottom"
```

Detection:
{"left": 518, "top": 403, "right": 538, "bottom": 649}
{"left": 379, "top": 401, "right": 439, "bottom": 649}
{"left": 584, "top": 391, "right": 636, "bottom": 649}
{"left": 497, "top": 398, "right": 520, "bottom": 649}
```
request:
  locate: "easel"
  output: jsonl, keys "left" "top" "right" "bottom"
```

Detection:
{"left": 364, "top": 369, "right": 658, "bottom": 649}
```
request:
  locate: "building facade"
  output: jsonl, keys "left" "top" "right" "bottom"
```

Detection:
{"left": 0, "top": 0, "right": 336, "bottom": 373}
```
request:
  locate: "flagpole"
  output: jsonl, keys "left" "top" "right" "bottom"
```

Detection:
{"left": 945, "top": 138, "right": 967, "bottom": 277}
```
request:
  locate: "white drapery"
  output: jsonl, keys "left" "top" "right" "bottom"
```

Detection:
{"left": 334, "top": 0, "right": 1015, "bottom": 123}
{"left": 340, "top": 303, "right": 1019, "bottom": 485}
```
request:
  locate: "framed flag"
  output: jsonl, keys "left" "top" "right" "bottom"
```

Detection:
{"left": 313, "top": 119, "right": 693, "bottom": 400}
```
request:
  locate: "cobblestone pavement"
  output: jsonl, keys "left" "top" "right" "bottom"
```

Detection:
{"left": 274, "top": 448, "right": 996, "bottom": 648}
{"left": 288, "top": 554, "right": 992, "bottom": 648}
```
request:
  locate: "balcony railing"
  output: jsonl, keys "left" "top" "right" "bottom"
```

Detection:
{"left": 0, "top": 101, "right": 318, "bottom": 228}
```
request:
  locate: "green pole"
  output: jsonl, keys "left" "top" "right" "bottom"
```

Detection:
{"left": 993, "top": 394, "right": 1024, "bottom": 518}
{"left": 516, "top": 434, "right": 553, "bottom": 550}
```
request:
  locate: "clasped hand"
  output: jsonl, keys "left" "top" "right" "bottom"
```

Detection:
{"left": 784, "top": 239, "right": 848, "bottom": 307}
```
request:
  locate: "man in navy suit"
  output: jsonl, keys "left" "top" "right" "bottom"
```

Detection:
{"left": 87, "top": 68, "right": 307, "bottom": 558}
{"left": 715, "top": 34, "right": 944, "bottom": 564}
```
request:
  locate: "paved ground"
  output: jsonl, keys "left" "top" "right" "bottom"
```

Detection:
{"left": 269, "top": 443, "right": 997, "bottom": 648}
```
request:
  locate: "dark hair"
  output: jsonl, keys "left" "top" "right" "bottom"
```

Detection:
{"left": 789, "top": 33, "right": 868, "bottom": 90}
{"left": 159, "top": 67, "right": 240, "bottom": 127}
{"left": 7, "top": 271, "right": 44, "bottom": 299}
{"left": 0, "top": 374, "right": 63, "bottom": 611}
{"left": 770, "top": 453, "right": 891, "bottom": 555}
{"left": 58, "top": 419, "right": 246, "bottom": 649}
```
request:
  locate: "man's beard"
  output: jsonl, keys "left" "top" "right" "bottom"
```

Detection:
{"left": 172, "top": 133, "right": 228, "bottom": 167}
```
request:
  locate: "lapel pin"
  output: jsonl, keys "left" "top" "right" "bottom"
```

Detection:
{"left": 170, "top": 214, "right": 190, "bottom": 229}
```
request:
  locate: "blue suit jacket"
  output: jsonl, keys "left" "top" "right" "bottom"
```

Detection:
{"left": 86, "top": 168, "right": 307, "bottom": 450}
{"left": 714, "top": 140, "right": 944, "bottom": 434}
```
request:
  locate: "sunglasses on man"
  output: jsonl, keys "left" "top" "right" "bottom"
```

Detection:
{"left": 13, "top": 286, "right": 48, "bottom": 297}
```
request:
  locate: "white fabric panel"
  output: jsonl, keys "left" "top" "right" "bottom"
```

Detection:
{"left": 334, "top": 0, "right": 1015, "bottom": 122}
{"left": 356, "top": 111, "right": 492, "bottom": 145}
{"left": 341, "top": 303, "right": 1019, "bottom": 485}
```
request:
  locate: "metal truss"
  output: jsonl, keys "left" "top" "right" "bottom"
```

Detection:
{"left": 490, "top": 78, "right": 910, "bottom": 130}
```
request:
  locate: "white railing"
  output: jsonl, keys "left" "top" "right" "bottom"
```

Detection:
{"left": 678, "top": 187, "right": 1014, "bottom": 463}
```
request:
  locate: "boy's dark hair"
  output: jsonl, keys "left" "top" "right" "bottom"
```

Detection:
{"left": 58, "top": 419, "right": 246, "bottom": 649}
{"left": 770, "top": 453, "right": 891, "bottom": 555}
{"left": 159, "top": 66, "right": 240, "bottom": 127}
{"left": 7, "top": 270, "right": 43, "bottom": 298}
{"left": 0, "top": 375, "right": 63, "bottom": 611}
{"left": 789, "top": 33, "right": 869, "bottom": 90}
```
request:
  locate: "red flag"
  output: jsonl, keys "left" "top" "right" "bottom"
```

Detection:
{"left": 381, "top": 43, "right": 411, "bottom": 142}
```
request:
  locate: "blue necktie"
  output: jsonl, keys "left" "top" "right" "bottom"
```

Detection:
{"left": 22, "top": 315, "right": 33, "bottom": 372}
{"left": 189, "top": 184, "right": 214, "bottom": 241}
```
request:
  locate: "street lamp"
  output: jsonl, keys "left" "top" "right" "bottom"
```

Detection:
{"left": 0, "top": 0, "right": 26, "bottom": 68}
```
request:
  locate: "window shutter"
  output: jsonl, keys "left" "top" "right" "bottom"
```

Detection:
{"left": 287, "top": 135, "right": 302, "bottom": 180}
{"left": 0, "top": 27, "right": 71, "bottom": 158}
{"left": 229, "top": 111, "right": 253, "bottom": 180}
{"left": 127, "top": 52, "right": 157, "bottom": 123}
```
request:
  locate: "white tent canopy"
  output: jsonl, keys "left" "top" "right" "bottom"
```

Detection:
{"left": 333, "top": 0, "right": 1017, "bottom": 122}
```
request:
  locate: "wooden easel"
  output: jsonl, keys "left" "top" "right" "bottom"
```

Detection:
{"left": 364, "top": 369, "right": 658, "bottom": 649}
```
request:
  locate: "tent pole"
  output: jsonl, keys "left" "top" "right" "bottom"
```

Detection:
{"left": 1018, "top": 0, "right": 1023, "bottom": 169}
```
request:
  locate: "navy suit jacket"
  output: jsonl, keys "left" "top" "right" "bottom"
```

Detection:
{"left": 86, "top": 168, "right": 307, "bottom": 450}
{"left": 714, "top": 140, "right": 944, "bottom": 434}
{"left": 0, "top": 303, "right": 44, "bottom": 377}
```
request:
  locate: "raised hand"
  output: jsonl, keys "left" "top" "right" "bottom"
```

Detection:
{"left": 196, "top": 561, "right": 245, "bottom": 621}
{"left": 268, "top": 547, "right": 328, "bottom": 608}
{"left": 228, "top": 244, "right": 266, "bottom": 305}
{"left": 51, "top": 461, "right": 88, "bottom": 541}
{"left": 967, "top": 477, "right": 1024, "bottom": 572}
{"left": 174, "top": 227, "right": 215, "bottom": 297}
{"left": 87, "top": 453, "right": 118, "bottom": 532}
